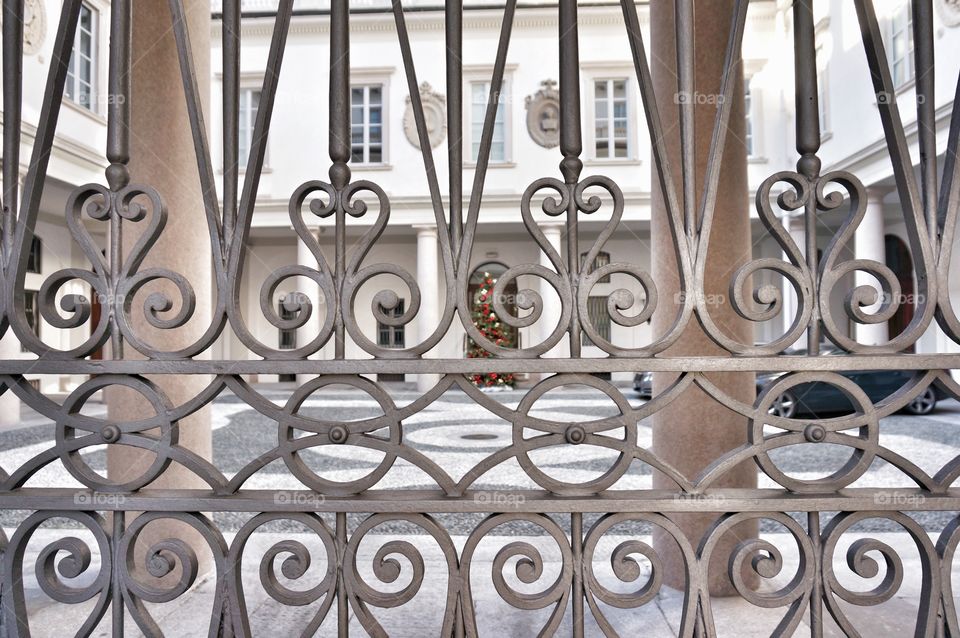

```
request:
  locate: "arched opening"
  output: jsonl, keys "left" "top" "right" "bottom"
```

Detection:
{"left": 885, "top": 234, "right": 915, "bottom": 351}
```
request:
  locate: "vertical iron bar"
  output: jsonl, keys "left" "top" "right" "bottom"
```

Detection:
{"left": 2, "top": 0, "right": 23, "bottom": 258}
{"left": 106, "top": 0, "right": 131, "bottom": 190}
{"left": 571, "top": 512, "right": 584, "bottom": 638}
{"left": 330, "top": 0, "right": 350, "bottom": 359}
{"left": 112, "top": 512, "right": 125, "bottom": 637}
{"left": 559, "top": 0, "right": 582, "bottom": 357}
{"left": 337, "top": 511, "right": 349, "bottom": 637}
{"left": 446, "top": 0, "right": 463, "bottom": 254}
{"left": 676, "top": 0, "right": 696, "bottom": 236}
{"left": 793, "top": 0, "right": 822, "bottom": 355}
{"left": 913, "top": 0, "right": 937, "bottom": 246}
{"left": 808, "top": 511, "right": 822, "bottom": 638}
{"left": 222, "top": 0, "right": 241, "bottom": 245}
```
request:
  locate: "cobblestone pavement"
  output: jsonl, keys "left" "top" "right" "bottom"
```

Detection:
{"left": 1, "top": 382, "right": 958, "bottom": 533}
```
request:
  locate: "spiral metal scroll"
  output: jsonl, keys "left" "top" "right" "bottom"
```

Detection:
{"left": 461, "top": 513, "right": 573, "bottom": 637}
{"left": 2, "top": 511, "right": 112, "bottom": 636}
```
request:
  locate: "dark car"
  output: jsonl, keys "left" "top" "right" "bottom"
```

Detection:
{"left": 633, "top": 371, "right": 653, "bottom": 399}
{"left": 759, "top": 345, "right": 945, "bottom": 417}
{"left": 633, "top": 347, "right": 945, "bottom": 416}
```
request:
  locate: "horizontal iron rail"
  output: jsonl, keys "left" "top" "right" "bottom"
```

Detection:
{"left": 0, "top": 355, "right": 958, "bottom": 374}
{"left": 2, "top": 488, "right": 955, "bottom": 513}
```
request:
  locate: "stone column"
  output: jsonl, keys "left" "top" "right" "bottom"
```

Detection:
{"left": 415, "top": 225, "right": 440, "bottom": 391}
{"left": 0, "top": 333, "right": 20, "bottom": 428}
{"left": 539, "top": 223, "right": 566, "bottom": 362}
{"left": 650, "top": 0, "right": 757, "bottom": 595}
{"left": 106, "top": 0, "right": 213, "bottom": 572}
{"left": 855, "top": 187, "right": 889, "bottom": 346}
{"left": 297, "top": 233, "right": 321, "bottom": 385}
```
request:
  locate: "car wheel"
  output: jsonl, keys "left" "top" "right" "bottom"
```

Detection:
{"left": 905, "top": 388, "right": 937, "bottom": 416}
{"left": 769, "top": 391, "right": 797, "bottom": 418}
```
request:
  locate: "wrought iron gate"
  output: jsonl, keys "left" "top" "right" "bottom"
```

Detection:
{"left": 1, "top": 0, "right": 960, "bottom": 635}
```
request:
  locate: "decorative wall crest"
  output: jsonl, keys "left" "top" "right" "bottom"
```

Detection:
{"left": 524, "top": 79, "right": 560, "bottom": 148}
{"left": 403, "top": 81, "right": 446, "bottom": 149}
{"left": 0, "top": 0, "right": 47, "bottom": 55}
{"left": 937, "top": 0, "right": 960, "bottom": 26}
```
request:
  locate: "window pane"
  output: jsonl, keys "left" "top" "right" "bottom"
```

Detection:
{"left": 352, "top": 87, "right": 364, "bottom": 105}
{"left": 369, "top": 86, "right": 381, "bottom": 103}
{"left": 369, "top": 146, "right": 382, "bottom": 163}
{"left": 596, "top": 140, "right": 608, "bottom": 158}
{"left": 369, "top": 106, "right": 382, "bottom": 125}
{"left": 613, "top": 80, "right": 626, "bottom": 98}
{"left": 595, "top": 80, "right": 608, "bottom": 99}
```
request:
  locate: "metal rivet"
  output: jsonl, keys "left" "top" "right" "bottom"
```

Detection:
{"left": 565, "top": 425, "right": 586, "bottom": 445}
{"left": 329, "top": 425, "right": 348, "bottom": 444}
{"left": 804, "top": 424, "right": 827, "bottom": 443}
{"left": 101, "top": 424, "right": 121, "bottom": 444}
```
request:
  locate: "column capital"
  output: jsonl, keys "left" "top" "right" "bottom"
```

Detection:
{"left": 413, "top": 224, "right": 438, "bottom": 238}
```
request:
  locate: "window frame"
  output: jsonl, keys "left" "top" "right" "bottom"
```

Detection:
{"left": 64, "top": 2, "right": 99, "bottom": 113}
{"left": 464, "top": 66, "right": 515, "bottom": 167}
{"left": 591, "top": 77, "right": 632, "bottom": 161}
{"left": 889, "top": 2, "right": 915, "bottom": 89}
{"left": 377, "top": 299, "right": 406, "bottom": 349}
{"left": 26, "top": 235, "right": 42, "bottom": 274}
{"left": 350, "top": 82, "right": 388, "bottom": 166}
{"left": 277, "top": 295, "right": 297, "bottom": 351}
{"left": 237, "top": 85, "right": 264, "bottom": 171}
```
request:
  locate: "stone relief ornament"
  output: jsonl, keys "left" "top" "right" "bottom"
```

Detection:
{"left": 936, "top": 0, "right": 960, "bottom": 26}
{"left": 0, "top": 0, "right": 46, "bottom": 55}
{"left": 525, "top": 79, "right": 561, "bottom": 148}
{"left": 403, "top": 82, "right": 446, "bottom": 149}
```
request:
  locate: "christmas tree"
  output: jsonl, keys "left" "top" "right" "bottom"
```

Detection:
{"left": 467, "top": 272, "right": 516, "bottom": 389}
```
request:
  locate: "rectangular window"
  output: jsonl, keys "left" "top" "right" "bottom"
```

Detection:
{"left": 278, "top": 296, "right": 297, "bottom": 350}
{"left": 582, "top": 296, "right": 611, "bottom": 346}
{"left": 27, "top": 236, "right": 42, "bottom": 274}
{"left": 580, "top": 251, "right": 611, "bottom": 284}
{"left": 377, "top": 299, "right": 405, "bottom": 349}
{"left": 351, "top": 84, "right": 384, "bottom": 164}
{"left": 238, "top": 88, "right": 261, "bottom": 168}
{"left": 470, "top": 81, "right": 508, "bottom": 162}
{"left": 594, "top": 79, "right": 629, "bottom": 159}
{"left": 744, "top": 80, "right": 755, "bottom": 157}
{"left": 65, "top": 3, "right": 97, "bottom": 111}
{"left": 890, "top": 3, "right": 914, "bottom": 88}
{"left": 22, "top": 290, "right": 39, "bottom": 352}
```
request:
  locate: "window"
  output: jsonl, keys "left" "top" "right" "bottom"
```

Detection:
{"left": 580, "top": 251, "right": 611, "bottom": 284}
{"left": 65, "top": 3, "right": 97, "bottom": 111}
{"left": 377, "top": 299, "right": 405, "bottom": 349}
{"left": 26, "top": 236, "right": 42, "bottom": 274}
{"left": 582, "top": 296, "right": 611, "bottom": 346}
{"left": 351, "top": 84, "right": 384, "bottom": 164}
{"left": 744, "top": 79, "right": 755, "bottom": 157}
{"left": 278, "top": 296, "right": 297, "bottom": 350}
{"left": 23, "top": 290, "right": 39, "bottom": 352}
{"left": 890, "top": 3, "right": 914, "bottom": 88}
{"left": 594, "top": 79, "right": 629, "bottom": 159}
{"left": 470, "top": 81, "right": 508, "bottom": 162}
{"left": 238, "top": 88, "right": 261, "bottom": 168}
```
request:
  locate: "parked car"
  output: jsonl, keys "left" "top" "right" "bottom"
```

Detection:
{"left": 633, "top": 346, "right": 945, "bottom": 416}
{"left": 633, "top": 371, "right": 653, "bottom": 399}
{"left": 759, "top": 345, "right": 944, "bottom": 417}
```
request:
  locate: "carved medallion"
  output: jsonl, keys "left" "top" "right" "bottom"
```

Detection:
{"left": 2, "top": 0, "right": 47, "bottom": 55}
{"left": 403, "top": 82, "right": 446, "bottom": 149}
{"left": 525, "top": 79, "right": 560, "bottom": 148}
{"left": 936, "top": 0, "right": 960, "bottom": 26}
